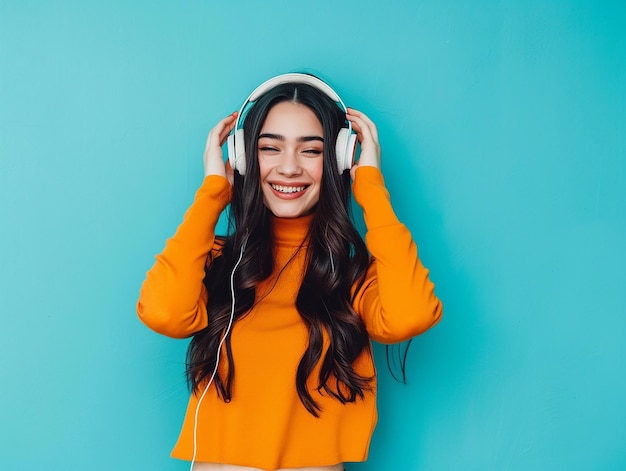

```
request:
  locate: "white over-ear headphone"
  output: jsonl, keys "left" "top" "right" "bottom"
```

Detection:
{"left": 227, "top": 73, "right": 357, "bottom": 175}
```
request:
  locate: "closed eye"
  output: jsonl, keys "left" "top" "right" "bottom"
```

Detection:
{"left": 302, "top": 149, "right": 323, "bottom": 155}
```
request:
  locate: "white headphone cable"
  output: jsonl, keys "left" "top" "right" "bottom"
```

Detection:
{"left": 189, "top": 236, "right": 248, "bottom": 470}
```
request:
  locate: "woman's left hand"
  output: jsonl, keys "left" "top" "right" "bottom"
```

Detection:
{"left": 346, "top": 108, "right": 381, "bottom": 179}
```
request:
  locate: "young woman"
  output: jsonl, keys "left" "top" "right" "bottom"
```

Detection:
{"left": 137, "top": 74, "right": 442, "bottom": 471}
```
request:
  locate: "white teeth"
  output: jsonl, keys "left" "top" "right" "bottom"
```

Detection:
{"left": 270, "top": 184, "right": 306, "bottom": 193}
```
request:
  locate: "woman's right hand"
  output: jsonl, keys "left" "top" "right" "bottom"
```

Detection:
{"left": 203, "top": 111, "right": 238, "bottom": 182}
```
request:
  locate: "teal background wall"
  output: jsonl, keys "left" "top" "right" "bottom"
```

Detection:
{"left": 1, "top": 1, "right": 625, "bottom": 469}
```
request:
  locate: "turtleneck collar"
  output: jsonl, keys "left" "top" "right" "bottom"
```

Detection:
{"left": 271, "top": 214, "right": 314, "bottom": 247}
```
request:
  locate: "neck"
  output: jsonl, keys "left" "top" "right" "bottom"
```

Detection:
{"left": 271, "top": 213, "right": 314, "bottom": 247}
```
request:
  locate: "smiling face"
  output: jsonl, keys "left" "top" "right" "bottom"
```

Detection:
{"left": 257, "top": 101, "right": 325, "bottom": 218}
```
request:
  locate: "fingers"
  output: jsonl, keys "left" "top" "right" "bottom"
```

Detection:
{"left": 204, "top": 111, "right": 238, "bottom": 179}
{"left": 218, "top": 111, "right": 238, "bottom": 144}
{"left": 345, "top": 107, "right": 381, "bottom": 173}
{"left": 205, "top": 111, "right": 238, "bottom": 151}
{"left": 346, "top": 108, "right": 379, "bottom": 143}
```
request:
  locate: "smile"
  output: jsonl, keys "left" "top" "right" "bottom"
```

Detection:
{"left": 270, "top": 184, "right": 307, "bottom": 194}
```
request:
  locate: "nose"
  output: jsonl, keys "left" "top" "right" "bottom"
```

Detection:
{"left": 276, "top": 149, "right": 302, "bottom": 177}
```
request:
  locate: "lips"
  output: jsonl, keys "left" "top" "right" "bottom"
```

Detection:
{"left": 270, "top": 183, "right": 307, "bottom": 194}
{"left": 268, "top": 182, "right": 309, "bottom": 199}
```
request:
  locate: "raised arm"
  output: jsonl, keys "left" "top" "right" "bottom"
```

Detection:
{"left": 351, "top": 167, "right": 442, "bottom": 343}
{"left": 136, "top": 113, "right": 236, "bottom": 338}
{"left": 347, "top": 109, "right": 442, "bottom": 343}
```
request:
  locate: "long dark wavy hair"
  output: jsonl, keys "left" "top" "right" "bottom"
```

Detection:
{"left": 186, "top": 81, "right": 373, "bottom": 416}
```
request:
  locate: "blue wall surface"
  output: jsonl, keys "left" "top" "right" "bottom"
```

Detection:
{"left": 1, "top": 1, "right": 625, "bottom": 470}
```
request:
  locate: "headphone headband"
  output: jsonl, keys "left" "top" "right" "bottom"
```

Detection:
{"left": 234, "top": 73, "right": 348, "bottom": 130}
{"left": 228, "top": 73, "right": 356, "bottom": 175}
{"left": 250, "top": 73, "right": 341, "bottom": 102}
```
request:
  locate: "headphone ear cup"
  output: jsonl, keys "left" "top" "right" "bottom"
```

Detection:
{"left": 230, "top": 129, "right": 246, "bottom": 175}
{"left": 335, "top": 128, "right": 348, "bottom": 172}
{"left": 335, "top": 128, "right": 356, "bottom": 172}
{"left": 346, "top": 133, "right": 357, "bottom": 170}
{"left": 227, "top": 133, "right": 236, "bottom": 172}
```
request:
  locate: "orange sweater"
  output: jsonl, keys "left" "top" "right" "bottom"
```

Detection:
{"left": 137, "top": 166, "right": 442, "bottom": 469}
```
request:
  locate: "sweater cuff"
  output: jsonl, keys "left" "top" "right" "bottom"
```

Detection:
{"left": 196, "top": 175, "right": 232, "bottom": 209}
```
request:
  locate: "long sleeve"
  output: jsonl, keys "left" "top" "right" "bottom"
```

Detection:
{"left": 137, "top": 175, "right": 232, "bottom": 338}
{"left": 351, "top": 166, "right": 443, "bottom": 344}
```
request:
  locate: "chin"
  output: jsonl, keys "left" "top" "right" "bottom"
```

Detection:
{"left": 263, "top": 193, "right": 317, "bottom": 218}
{"left": 266, "top": 202, "right": 316, "bottom": 219}
{"left": 269, "top": 208, "right": 309, "bottom": 219}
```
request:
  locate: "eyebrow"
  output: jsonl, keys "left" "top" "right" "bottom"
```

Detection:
{"left": 258, "top": 133, "right": 324, "bottom": 143}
